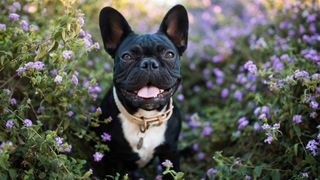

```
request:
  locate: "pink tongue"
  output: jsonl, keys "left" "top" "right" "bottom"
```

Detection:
{"left": 137, "top": 86, "right": 160, "bottom": 98}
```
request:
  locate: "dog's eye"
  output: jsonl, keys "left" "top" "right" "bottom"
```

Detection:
{"left": 164, "top": 51, "right": 175, "bottom": 59}
{"left": 122, "top": 53, "right": 133, "bottom": 61}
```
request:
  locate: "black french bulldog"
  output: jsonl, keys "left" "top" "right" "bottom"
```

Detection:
{"left": 93, "top": 4, "right": 188, "bottom": 179}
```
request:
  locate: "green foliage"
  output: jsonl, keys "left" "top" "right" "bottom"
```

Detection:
{"left": 0, "top": 0, "right": 110, "bottom": 178}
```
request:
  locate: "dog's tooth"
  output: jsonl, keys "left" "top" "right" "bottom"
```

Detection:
{"left": 160, "top": 89, "right": 164, "bottom": 93}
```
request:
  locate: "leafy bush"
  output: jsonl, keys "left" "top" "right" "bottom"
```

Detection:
{"left": 0, "top": 0, "right": 319, "bottom": 179}
{"left": 178, "top": 1, "right": 320, "bottom": 179}
{"left": 0, "top": 0, "right": 106, "bottom": 178}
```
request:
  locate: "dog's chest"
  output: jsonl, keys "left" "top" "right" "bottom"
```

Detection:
{"left": 118, "top": 110, "right": 167, "bottom": 168}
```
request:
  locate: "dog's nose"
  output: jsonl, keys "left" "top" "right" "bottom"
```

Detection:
{"left": 140, "top": 58, "right": 159, "bottom": 70}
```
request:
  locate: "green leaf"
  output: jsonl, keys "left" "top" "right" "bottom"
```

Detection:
{"left": 35, "top": 46, "right": 46, "bottom": 60}
{"left": 62, "top": 29, "right": 67, "bottom": 42}
{"left": 63, "top": 119, "right": 70, "bottom": 130}
{"left": 48, "top": 41, "right": 58, "bottom": 53}
{"left": 9, "top": 169, "right": 17, "bottom": 179}
{"left": 293, "top": 125, "right": 301, "bottom": 137}
{"left": 175, "top": 172, "right": 184, "bottom": 180}
{"left": 271, "top": 170, "right": 280, "bottom": 180}
{"left": 254, "top": 165, "right": 263, "bottom": 177}
{"left": 294, "top": 143, "right": 299, "bottom": 156}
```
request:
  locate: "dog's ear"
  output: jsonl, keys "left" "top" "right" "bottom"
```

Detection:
{"left": 158, "top": 5, "right": 189, "bottom": 55}
{"left": 99, "top": 7, "right": 133, "bottom": 56}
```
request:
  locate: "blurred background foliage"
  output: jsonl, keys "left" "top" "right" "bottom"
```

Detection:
{"left": 0, "top": 0, "right": 319, "bottom": 179}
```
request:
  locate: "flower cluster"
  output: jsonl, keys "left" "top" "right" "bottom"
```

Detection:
{"left": 16, "top": 61, "right": 45, "bottom": 76}
{"left": 55, "top": 136, "right": 72, "bottom": 153}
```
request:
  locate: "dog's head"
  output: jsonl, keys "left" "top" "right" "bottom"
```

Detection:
{"left": 99, "top": 5, "right": 188, "bottom": 111}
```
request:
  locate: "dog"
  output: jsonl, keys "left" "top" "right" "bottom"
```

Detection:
{"left": 93, "top": 4, "right": 189, "bottom": 179}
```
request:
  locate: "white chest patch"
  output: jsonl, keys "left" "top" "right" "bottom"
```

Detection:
{"left": 118, "top": 108, "right": 167, "bottom": 168}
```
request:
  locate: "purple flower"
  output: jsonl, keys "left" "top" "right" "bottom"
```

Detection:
{"left": 193, "top": 85, "right": 200, "bottom": 92}
{"left": 238, "top": 117, "right": 249, "bottom": 129}
{"left": 192, "top": 143, "right": 199, "bottom": 151}
{"left": 62, "top": 50, "right": 73, "bottom": 59}
{"left": 244, "top": 60, "right": 257, "bottom": 74}
{"left": 61, "top": 144, "right": 72, "bottom": 153}
{"left": 233, "top": 90, "right": 243, "bottom": 101}
{"left": 306, "top": 140, "right": 318, "bottom": 156}
{"left": 23, "top": 119, "right": 32, "bottom": 127}
{"left": 71, "top": 74, "right": 78, "bottom": 86}
{"left": 190, "top": 113, "right": 198, "bottom": 121}
{"left": 309, "top": 23, "right": 316, "bottom": 33}
{"left": 271, "top": 56, "right": 283, "bottom": 71}
{"left": 16, "top": 67, "right": 26, "bottom": 76}
{"left": 236, "top": 73, "right": 247, "bottom": 84}
{"left": 10, "top": 98, "right": 17, "bottom": 106}
{"left": 67, "top": 111, "right": 74, "bottom": 117}
{"left": 261, "top": 106, "right": 270, "bottom": 114}
{"left": 30, "top": 24, "right": 39, "bottom": 31}
{"left": 104, "top": 63, "right": 111, "bottom": 71}
{"left": 310, "top": 112, "right": 317, "bottom": 119}
{"left": 197, "top": 152, "right": 205, "bottom": 160}
{"left": 212, "top": 54, "right": 222, "bottom": 63}
{"left": 312, "top": 73, "right": 320, "bottom": 79}
{"left": 301, "top": 172, "right": 309, "bottom": 177}
{"left": 94, "top": 42, "right": 100, "bottom": 49}
{"left": 19, "top": 20, "right": 29, "bottom": 31}
{"left": 299, "top": 25, "right": 306, "bottom": 34}
{"left": 55, "top": 136, "right": 63, "bottom": 146}
{"left": 207, "top": 168, "right": 217, "bottom": 177}
{"left": 221, "top": 88, "right": 229, "bottom": 98}
{"left": 213, "top": 68, "right": 224, "bottom": 78}
{"left": 258, "top": 113, "right": 266, "bottom": 119}
{"left": 101, "top": 132, "right": 111, "bottom": 141}
{"left": 264, "top": 133, "right": 273, "bottom": 144}
{"left": 78, "top": 17, "right": 84, "bottom": 27}
{"left": 306, "top": 13, "right": 317, "bottom": 23}
{"left": 201, "top": 126, "right": 213, "bottom": 136}
{"left": 96, "top": 107, "right": 102, "bottom": 113}
{"left": 202, "top": 68, "right": 210, "bottom": 78}
{"left": 54, "top": 75, "right": 63, "bottom": 84}
{"left": 161, "top": 159, "right": 173, "bottom": 168}
{"left": 254, "top": 107, "right": 261, "bottom": 115}
{"left": 32, "top": 61, "right": 45, "bottom": 70}
{"left": 8, "top": 13, "right": 20, "bottom": 21}
{"left": 273, "top": 123, "right": 280, "bottom": 130}
{"left": 6, "top": 120, "right": 14, "bottom": 128}
{"left": 93, "top": 152, "right": 104, "bottom": 162}
{"left": 50, "top": 69, "right": 58, "bottom": 75}
{"left": 83, "top": 38, "right": 93, "bottom": 48}
{"left": 206, "top": 81, "right": 214, "bottom": 89}
{"left": 309, "top": 101, "right": 318, "bottom": 110}
{"left": 188, "top": 120, "right": 201, "bottom": 128}
{"left": 88, "top": 83, "right": 102, "bottom": 101}
{"left": 176, "top": 93, "right": 184, "bottom": 101}
{"left": 12, "top": 2, "right": 21, "bottom": 10}
{"left": 292, "top": 115, "right": 302, "bottom": 124}
{"left": 216, "top": 78, "right": 223, "bottom": 85}
{"left": 79, "top": 29, "right": 86, "bottom": 37}
{"left": 294, "top": 70, "right": 309, "bottom": 79}
{"left": 0, "top": 23, "right": 6, "bottom": 31}
{"left": 261, "top": 123, "right": 270, "bottom": 130}
{"left": 16, "top": 61, "right": 44, "bottom": 76}
{"left": 253, "top": 122, "right": 261, "bottom": 131}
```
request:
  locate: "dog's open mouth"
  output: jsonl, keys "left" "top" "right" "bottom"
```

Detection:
{"left": 121, "top": 85, "right": 174, "bottom": 99}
